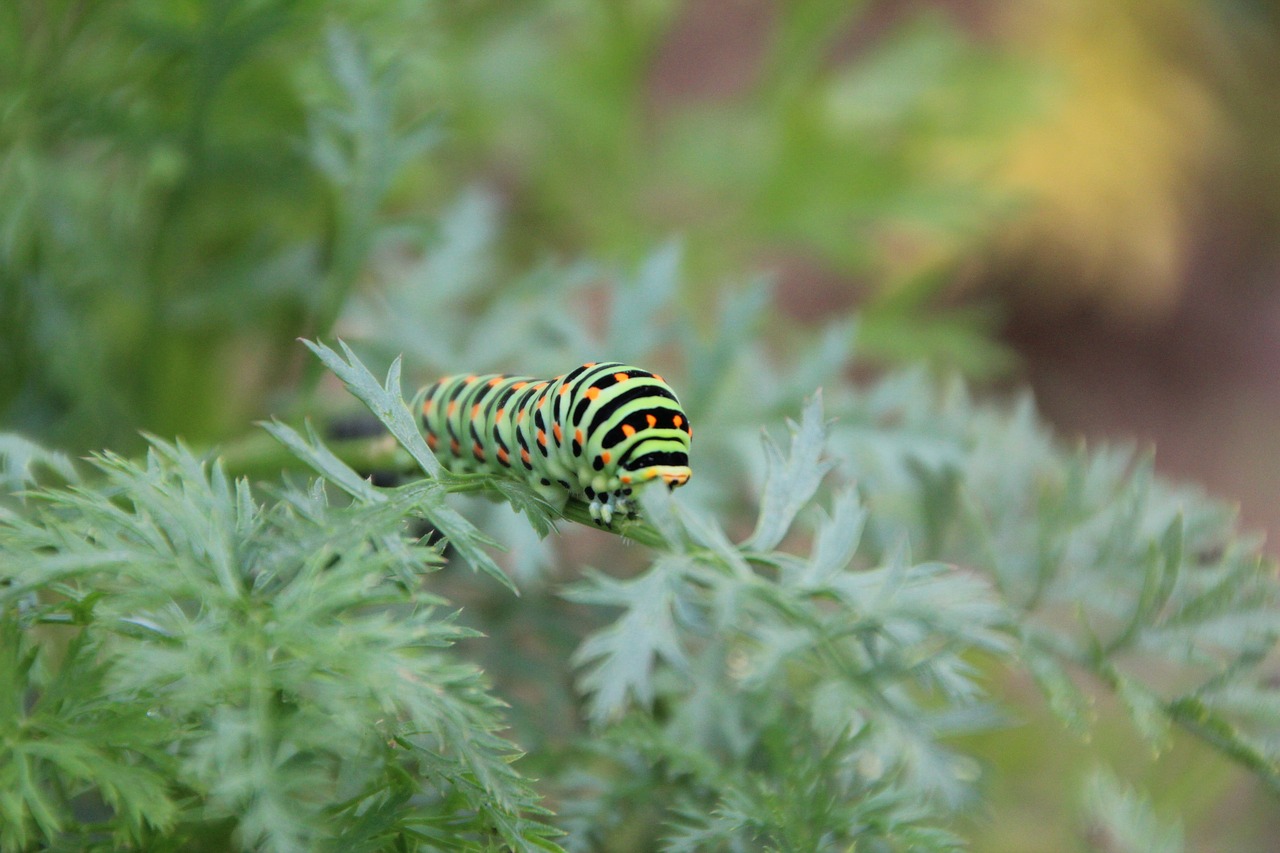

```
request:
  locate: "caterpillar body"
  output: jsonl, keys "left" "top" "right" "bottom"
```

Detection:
{"left": 419, "top": 362, "right": 692, "bottom": 526}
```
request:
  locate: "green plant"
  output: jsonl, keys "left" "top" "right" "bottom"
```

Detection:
{"left": 1, "top": 0, "right": 1034, "bottom": 460}
{"left": 431, "top": 3, "right": 1033, "bottom": 376}
{"left": 0, "top": 3, "right": 436, "bottom": 450}
{"left": 4, "top": 3, "right": 1279, "bottom": 849}
{"left": 3, "top": 315, "right": 1278, "bottom": 849}
{"left": 0, "top": 435, "right": 559, "bottom": 851}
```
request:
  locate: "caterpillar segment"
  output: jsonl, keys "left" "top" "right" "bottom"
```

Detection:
{"left": 419, "top": 362, "right": 692, "bottom": 526}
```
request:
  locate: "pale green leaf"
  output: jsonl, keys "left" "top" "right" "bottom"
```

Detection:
{"left": 302, "top": 338, "right": 442, "bottom": 478}
{"left": 1079, "top": 768, "right": 1183, "bottom": 853}
{"left": 744, "top": 392, "right": 835, "bottom": 552}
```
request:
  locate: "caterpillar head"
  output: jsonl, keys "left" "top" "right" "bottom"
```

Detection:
{"left": 610, "top": 379, "right": 693, "bottom": 492}
{"left": 619, "top": 445, "right": 691, "bottom": 492}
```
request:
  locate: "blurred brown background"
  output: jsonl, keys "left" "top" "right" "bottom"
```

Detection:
{"left": 656, "top": 0, "right": 1280, "bottom": 552}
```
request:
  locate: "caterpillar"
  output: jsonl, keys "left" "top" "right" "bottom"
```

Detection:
{"left": 418, "top": 362, "right": 692, "bottom": 527}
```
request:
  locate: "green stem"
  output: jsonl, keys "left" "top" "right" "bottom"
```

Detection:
{"left": 221, "top": 424, "right": 673, "bottom": 547}
{"left": 220, "top": 428, "right": 409, "bottom": 482}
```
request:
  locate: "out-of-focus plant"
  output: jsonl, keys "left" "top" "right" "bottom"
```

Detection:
{"left": 7, "top": 0, "right": 1278, "bottom": 455}
{"left": 0, "top": 2, "right": 435, "bottom": 450}
{"left": 1, "top": 0, "right": 1038, "bottom": 459}
{"left": 430, "top": 2, "right": 1035, "bottom": 375}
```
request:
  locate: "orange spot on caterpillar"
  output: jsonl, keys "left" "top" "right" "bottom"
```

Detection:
{"left": 601, "top": 451, "right": 611, "bottom": 464}
{"left": 537, "top": 395, "right": 547, "bottom": 409}
{"left": 614, "top": 372, "right": 628, "bottom": 382}
{"left": 622, "top": 424, "right": 635, "bottom": 437}
{"left": 450, "top": 438, "right": 461, "bottom": 455}
{"left": 653, "top": 374, "right": 664, "bottom": 383}
{"left": 586, "top": 387, "right": 600, "bottom": 400}
{"left": 512, "top": 381, "right": 528, "bottom": 390}
{"left": 574, "top": 428, "right": 584, "bottom": 445}
{"left": 472, "top": 443, "right": 484, "bottom": 461}
{"left": 621, "top": 474, "right": 633, "bottom": 484}
{"left": 673, "top": 415, "right": 683, "bottom": 428}
{"left": 496, "top": 408, "right": 505, "bottom": 420}
{"left": 464, "top": 375, "right": 477, "bottom": 384}
{"left": 584, "top": 362, "right": 597, "bottom": 367}
{"left": 553, "top": 423, "right": 563, "bottom": 442}
{"left": 537, "top": 429, "right": 547, "bottom": 446}
{"left": 520, "top": 448, "right": 531, "bottom": 464}
{"left": 497, "top": 447, "right": 510, "bottom": 465}
{"left": 427, "top": 434, "right": 439, "bottom": 450}
{"left": 422, "top": 399, "right": 433, "bottom": 415}
{"left": 488, "top": 377, "right": 503, "bottom": 386}
{"left": 517, "top": 409, "right": 526, "bottom": 422}
{"left": 533, "top": 383, "right": 548, "bottom": 391}
{"left": 471, "top": 403, "right": 481, "bottom": 419}
{"left": 559, "top": 385, "right": 570, "bottom": 395}
{"left": 447, "top": 400, "right": 457, "bottom": 416}
{"left": 646, "top": 414, "right": 657, "bottom": 428}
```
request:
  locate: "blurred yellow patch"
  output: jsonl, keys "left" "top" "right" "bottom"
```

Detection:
{"left": 991, "top": 0, "right": 1226, "bottom": 319}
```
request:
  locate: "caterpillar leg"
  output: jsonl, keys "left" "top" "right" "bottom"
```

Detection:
{"left": 588, "top": 498, "right": 611, "bottom": 527}
{"left": 588, "top": 491, "right": 640, "bottom": 527}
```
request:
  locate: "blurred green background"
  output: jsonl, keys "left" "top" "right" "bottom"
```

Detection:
{"left": 3, "top": 0, "right": 1280, "bottom": 849}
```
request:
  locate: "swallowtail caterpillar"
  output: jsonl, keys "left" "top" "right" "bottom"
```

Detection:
{"left": 418, "top": 362, "right": 692, "bottom": 526}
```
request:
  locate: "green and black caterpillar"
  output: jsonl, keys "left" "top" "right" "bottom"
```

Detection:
{"left": 418, "top": 362, "right": 692, "bottom": 526}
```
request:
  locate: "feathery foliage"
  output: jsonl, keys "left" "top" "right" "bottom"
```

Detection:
{"left": 4, "top": 308, "right": 1279, "bottom": 849}
{"left": 0, "top": 439, "right": 560, "bottom": 851}
{"left": 3, "top": 2, "right": 1279, "bottom": 849}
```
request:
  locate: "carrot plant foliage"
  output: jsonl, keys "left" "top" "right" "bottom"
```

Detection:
{"left": 3, "top": 3, "right": 1279, "bottom": 851}
{"left": 3, "top": 320, "right": 1278, "bottom": 849}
